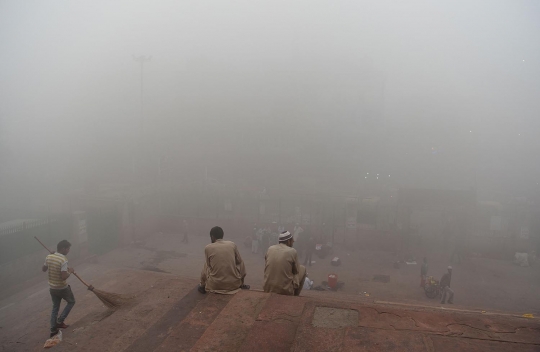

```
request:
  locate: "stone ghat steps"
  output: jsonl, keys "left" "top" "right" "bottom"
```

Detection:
{"left": 148, "top": 289, "right": 540, "bottom": 352}
{"left": 150, "top": 289, "right": 305, "bottom": 352}
{"left": 52, "top": 271, "right": 540, "bottom": 352}
{"left": 52, "top": 274, "right": 201, "bottom": 352}
{"left": 192, "top": 292, "right": 308, "bottom": 352}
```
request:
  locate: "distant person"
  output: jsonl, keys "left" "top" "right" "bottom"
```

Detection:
{"left": 294, "top": 224, "right": 307, "bottom": 258}
{"left": 42, "top": 240, "right": 76, "bottom": 338}
{"left": 263, "top": 231, "right": 307, "bottom": 296}
{"left": 450, "top": 242, "right": 464, "bottom": 264}
{"left": 182, "top": 219, "right": 189, "bottom": 244}
{"left": 303, "top": 234, "right": 315, "bottom": 266}
{"left": 293, "top": 223, "right": 304, "bottom": 241}
{"left": 261, "top": 228, "right": 270, "bottom": 255}
{"left": 198, "top": 226, "right": 249, "bottom": 294}
{"left": 251, "top": 227, "right": 259, "bottom": 254}
{"left": 420, "top": 257, "right": 428, "bottom": 287}
{"left": 270, "top": 229, "right": 279, "bottom": 246}
{"left": 440, "top": 266, "right": 454, "bottom": 304}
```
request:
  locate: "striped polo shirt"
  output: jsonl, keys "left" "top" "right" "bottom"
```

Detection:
{"left": 44, "top": 252, "right": 69, "bottom": 289}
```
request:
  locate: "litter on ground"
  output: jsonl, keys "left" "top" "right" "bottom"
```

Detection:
{"left": 44, "top": 331, "right": 62, "bottom": 349}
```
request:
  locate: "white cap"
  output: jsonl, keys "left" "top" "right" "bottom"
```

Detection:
{"left": 448, "top": 266, "right": 453, "bottom": 270}
{"left": 278, "top": 231, "right": 293, "bottom": 242}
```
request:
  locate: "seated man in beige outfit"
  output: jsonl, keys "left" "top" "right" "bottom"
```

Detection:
{"left": 263, "top": 231, "right": 307, "bottom": 296}
{"left": 198, "top": 226, "right": 249, "bottom": 294}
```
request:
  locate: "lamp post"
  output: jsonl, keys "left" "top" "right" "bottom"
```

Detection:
{"left": 133, "top": 55, "right": 151, "bottom": 139}
{"left": 131, "top": 55, "right": 151, "bottom": 181}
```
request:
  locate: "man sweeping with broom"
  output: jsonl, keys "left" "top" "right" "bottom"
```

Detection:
{"left": 36, "top": 236, "right": 133, "bottom": 315}
{"left": 42, "top": 240, "right": 81, "bottom": 338}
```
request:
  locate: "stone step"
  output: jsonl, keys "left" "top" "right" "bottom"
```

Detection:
{"left": 190, "top": 290, "right": 271, "bottom": 352}
{"left": 126, "top": 285, "right": 207, "bottom": 352}
{"left": 51, "top": 271, "right": 540, "bottom": 352}
{"left": 239, "top": 293, "right": 309, "bottom": 352}
{"left": 54, "top": 273, "right": 201, "bottom": 352}
{"left": 154, "top": 293, "right": 233, "bottom": 352}
{"left": 291, "top": 296, "right": 540, "bottom": 352}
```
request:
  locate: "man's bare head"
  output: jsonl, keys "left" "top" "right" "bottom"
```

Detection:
{"left": 57, "top": 240, "right": 71, "bottom": 255}
{"left": 210, "top": 226, "right": 224, "bottom": 243}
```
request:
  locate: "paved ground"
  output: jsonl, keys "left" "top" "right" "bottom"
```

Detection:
{"left": 0, "top": 230, "right": 539, "bottom": 351}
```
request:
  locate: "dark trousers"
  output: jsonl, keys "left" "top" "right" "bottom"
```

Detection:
{"left": 441, "top": 286, "right": 454, "bottom": 303}
{"left": 50, "top": 285, "right": 76, "bottom": 332}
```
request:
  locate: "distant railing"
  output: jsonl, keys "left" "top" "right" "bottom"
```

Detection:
{"left": 0, "top": 218, "right": 54, "bottom": 235}
{"left": 0, "top": 215, "right": 71, "bottom": 264}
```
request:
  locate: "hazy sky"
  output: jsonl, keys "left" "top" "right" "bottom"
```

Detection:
{"left": 1, "top": 0, "right": 539, "bottom": 202}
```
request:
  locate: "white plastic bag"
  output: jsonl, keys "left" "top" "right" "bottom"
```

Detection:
{"left": 44, "top": 330, "right": 62, "bottom": 349}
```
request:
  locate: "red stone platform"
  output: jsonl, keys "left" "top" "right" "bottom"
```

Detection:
{"left": 8, "top": 269, "right": 538, "bottom": 351}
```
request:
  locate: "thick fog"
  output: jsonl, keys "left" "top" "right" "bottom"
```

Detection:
{"left": 1, "top": 0, "right": 540, "bottom": 209}
{"left": 2, "top": 4, "right": 540, "bottom": 344}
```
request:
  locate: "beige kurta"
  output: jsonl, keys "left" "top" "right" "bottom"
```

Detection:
{"left": 263, "top": 243, "right": 306, "bottom": 296}
{"left": 200, "top": 239, "right": 246, "bottom": 294}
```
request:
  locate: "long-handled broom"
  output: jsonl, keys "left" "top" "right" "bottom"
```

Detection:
{"left": 35, "top": 236, "right": 134, "bottom": 309}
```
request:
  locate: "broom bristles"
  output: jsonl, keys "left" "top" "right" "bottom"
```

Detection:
{"left": 91, "top": 289, "right": 135, "bottom": 309}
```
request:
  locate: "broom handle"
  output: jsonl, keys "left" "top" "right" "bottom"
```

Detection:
{"left": 34, "top": 236, "right": 54, "bottom": 254}
{"left": 73, "top": 273, "right": 91, "bottom": 288}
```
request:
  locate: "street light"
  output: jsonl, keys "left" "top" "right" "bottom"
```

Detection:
{"left": 131, "top": 55, "right": 151, "bottom": 182}
{"left": 133, "top": 55, "right": 151, "bottom": 137}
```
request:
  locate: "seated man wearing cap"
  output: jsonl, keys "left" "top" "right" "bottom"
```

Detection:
{"left": 198, "top": 226, "right": 249, "bottom": 294}
{"left": 263, "top": 231, "right": 307, "bottom": 296}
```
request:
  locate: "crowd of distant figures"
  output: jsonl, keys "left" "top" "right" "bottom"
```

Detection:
{"left": 246, "top": 226, "right": 279, "bottom": 255}
{"left": 245, "top": 224, "right": 333, "bottom": 261}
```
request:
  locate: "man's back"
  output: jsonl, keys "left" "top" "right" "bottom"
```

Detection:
{"left": 204, "top": 240, "right": 244, "bottom": 293}
{"left": 263, "top": 243, "right": 299, "bottom": 295}
{"left": 45, "top": 253, "right": 68, "bottom": 289}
